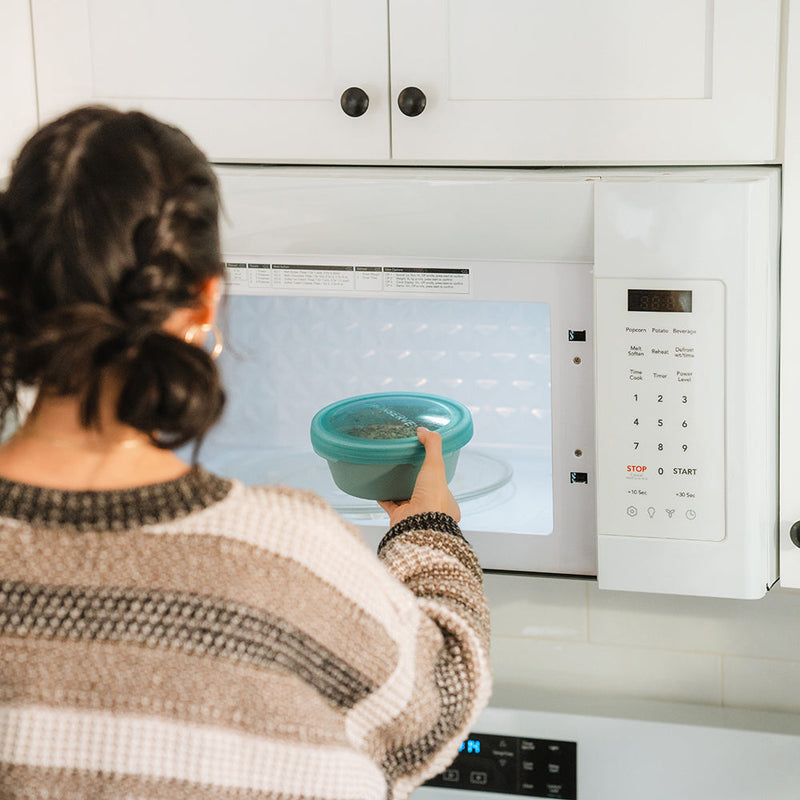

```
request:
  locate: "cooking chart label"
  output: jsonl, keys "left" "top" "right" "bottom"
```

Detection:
{"left": 223, "top": 262, "right": 470, "bottom": 295}
{"left": 383, "top": 267, "right": 470, "bottom": 294}
{"left": 596, "top": 279, "right": 726, "bottom": 542}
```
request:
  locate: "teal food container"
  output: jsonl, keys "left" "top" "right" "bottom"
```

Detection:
{"left": 310, "top": 392, "right": 474, "bottom": 501}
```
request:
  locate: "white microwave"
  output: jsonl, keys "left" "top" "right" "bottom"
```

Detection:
{"left": 195, "top": 166, "right": 780, "bottom": 600}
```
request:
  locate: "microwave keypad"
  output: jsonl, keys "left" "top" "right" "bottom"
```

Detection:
{"left": 596, "top": 279, "right": 726, "bottom": 541}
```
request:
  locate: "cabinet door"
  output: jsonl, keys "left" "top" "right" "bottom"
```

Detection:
{"left": 390, "top": 0, "right": 781, "bottom": 164}
{"left": 31, "top": 0, "right": 389, "bottom": 162}
{"left": 1, "top": 0, "right": 38, "bottom": 179}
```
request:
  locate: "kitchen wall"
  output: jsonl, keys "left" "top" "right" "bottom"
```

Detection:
{"left": 486, "top": 574, "right": 800, "bottom": 714}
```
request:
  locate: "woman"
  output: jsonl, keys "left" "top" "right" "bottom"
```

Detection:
{"left": 0, "top": 106, "right": 491, "bottom": 800}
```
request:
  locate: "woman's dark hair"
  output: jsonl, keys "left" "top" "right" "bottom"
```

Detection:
{"left": 0, "top": 105, "right": 225, "bottom": 448}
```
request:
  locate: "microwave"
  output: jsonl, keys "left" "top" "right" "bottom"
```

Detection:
{"left": 194, "top": 166, "right": 780, "bottom": 600}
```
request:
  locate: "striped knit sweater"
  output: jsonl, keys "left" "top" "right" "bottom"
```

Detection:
{"left": 0, "top": 465, "right": 492, "bottom": 800}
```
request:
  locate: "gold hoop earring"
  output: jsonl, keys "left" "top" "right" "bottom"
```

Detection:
{"left": 184, "top": 322, "right": 223, "bottom": 360}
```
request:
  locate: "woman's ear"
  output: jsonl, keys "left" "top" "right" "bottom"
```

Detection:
{"left": 161, "top": 275, "right": 223, "bottom": 338}
{"left": 196, "top": 275, "right": 222, "bottom": 325}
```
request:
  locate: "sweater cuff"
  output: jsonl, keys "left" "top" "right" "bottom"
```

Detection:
{"left": 378, "top": 512, "right": 464, "bottom": 554}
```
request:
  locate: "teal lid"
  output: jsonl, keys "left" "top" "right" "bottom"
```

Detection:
{"left": 310, "top": 392, "right": 473, "bottom": 465}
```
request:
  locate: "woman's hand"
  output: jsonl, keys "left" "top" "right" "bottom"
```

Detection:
{"left": 378, "top": 427, "right": 460, "bottom": 527}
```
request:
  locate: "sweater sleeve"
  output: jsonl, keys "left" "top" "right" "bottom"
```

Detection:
{"left": 369, "top": 512, "right": 493, "bottom": 799}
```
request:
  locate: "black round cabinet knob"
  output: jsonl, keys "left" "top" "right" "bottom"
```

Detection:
{"left": 790, "top": 521, "right": 800, "bottom": 548}
{"left": 397, "top": 86, "right": 427, "bottom": 117}
{"left": 340, "top": 87, "right": 369, "bottom": 117}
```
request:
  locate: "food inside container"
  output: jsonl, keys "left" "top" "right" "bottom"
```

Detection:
{"left": 309, "top": 392, "right": 474, "bottom": 501}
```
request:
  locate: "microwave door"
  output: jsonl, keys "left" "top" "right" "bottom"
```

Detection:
{"left": 193, "top": 258, "right": 596, "bottom": 578}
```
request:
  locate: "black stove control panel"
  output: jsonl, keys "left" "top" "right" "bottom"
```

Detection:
{"left": 424, "top": 732, "right": 577, "bottom": 798}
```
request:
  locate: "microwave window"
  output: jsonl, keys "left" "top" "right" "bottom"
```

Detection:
{"left": 627, "top": 288, "right": 692, "bottom": 313}
{"left": 192, "top": 295, "right": 554, "bottom": 537}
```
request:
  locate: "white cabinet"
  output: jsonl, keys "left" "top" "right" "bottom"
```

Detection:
{"left": 390, "top": 0, "right": 781, "bottom": 164}
{"left": 1, "top": 0, "right": 38, "bottom": 180}
{"left": 31, "top": 0, "right": 781, "bottom": 165}
{"left": 779, "top": 0, "right": 800, "bottom": 590}
{"left": 31, "top": 0, "right": 390, "bottom": 162}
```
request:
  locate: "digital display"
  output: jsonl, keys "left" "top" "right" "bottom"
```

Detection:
{"left": 628, "top": 288, "right": 692, "bottom": 313}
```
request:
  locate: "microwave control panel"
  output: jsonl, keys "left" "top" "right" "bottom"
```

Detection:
{"left": 595, "top": 279, "right": 725, "bottom": 541}
{"left": 424, "top": 732, "right": 577, "bottom": 798}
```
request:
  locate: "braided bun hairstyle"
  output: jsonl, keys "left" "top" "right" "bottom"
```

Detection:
{"left": 0, "top": 105, "right": 225, "bottom": 448}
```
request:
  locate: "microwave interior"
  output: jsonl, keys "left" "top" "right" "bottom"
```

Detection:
{"left": 192, "top": 257, "right": 596, "bottom": 576}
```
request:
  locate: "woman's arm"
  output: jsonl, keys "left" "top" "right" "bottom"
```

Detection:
{"left": 367, "top": 429, "right": 493, "bottom": 797}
